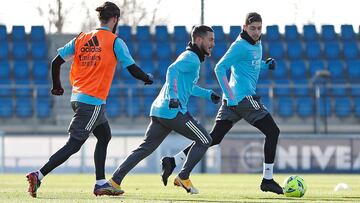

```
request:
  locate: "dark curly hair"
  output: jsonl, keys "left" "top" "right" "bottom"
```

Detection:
{"left": 191, "top": 25, "right": 214, "bottom": 40}
{"left": 96, "top": 2, "right": 120, "bottom": 24}
{"left": 245, "top": 12, "right": 262, "bottom": 25}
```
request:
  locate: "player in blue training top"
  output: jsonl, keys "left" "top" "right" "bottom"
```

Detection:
{"left": 161, "top": 12, "right": 284, "bottom": 195}
{"left": 96, "top": 25, "right": 220, "bottom": 195}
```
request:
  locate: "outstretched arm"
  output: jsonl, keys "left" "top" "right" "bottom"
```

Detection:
{"left": 52, "top": 37, "right": 76, "bottom": 95}
{"left": 126, "top": 64, "right": 153, "bottom": 85}
{"left": 115, "top": 38, "right": 153, "bottom": 84}
{"left": 192, "top": 85, "right": 220, "bottom": 104}
{"left": 192, "top": 85, "right": 212, "bottom": 99}
{"left": 51, "top": 55, "right": 65, "bottom": 95}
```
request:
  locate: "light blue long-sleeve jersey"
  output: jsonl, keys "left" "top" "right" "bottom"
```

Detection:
{"left": 214, "top": 37, "right": 270, "bottom": 106}
{"left": 150, "top": 50, "right": 213, "bottom": 119}
{"left": 57, "top": 26, "right": 135, "bottom": 105}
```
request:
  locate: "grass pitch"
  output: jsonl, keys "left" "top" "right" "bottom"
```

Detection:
{"left": 0, "top": 174, "right": 359, "bottom": 202}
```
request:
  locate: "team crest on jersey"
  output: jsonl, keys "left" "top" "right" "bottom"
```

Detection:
{"left": 252, "top": 51, "right": 258, "bottom": 59}
{"left": 251, "top": 60, "right": 261, "bottom": 69}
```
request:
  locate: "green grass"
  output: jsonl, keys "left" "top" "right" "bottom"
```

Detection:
{"left": 1, "top": 174, "right": 359, "bottom": 202}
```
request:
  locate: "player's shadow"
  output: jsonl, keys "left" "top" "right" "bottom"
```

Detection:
{"left": 344, "top": 196, "right": 360, "bottom": 199}
{"left": 258, "top": 197, "right": 359, "bottom": 202}
{"left": 36, "top": 196, "right": 125, "bottom": 200}
{"left": 35, "top": 197, "right": 57, "bottom": 200}
{"left": 153, "top": 199, "right": 243, "bottom": 203}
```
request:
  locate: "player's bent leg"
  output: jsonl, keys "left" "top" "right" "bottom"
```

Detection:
{"left": 110, "top": 138, "right": 165, "bottom": 187}
{"left": 39, "top": 137, "right": 86, "bottom": 176}
{"left": 173, "top": 115, "right": 212, "bottom": 194}
{"left": 161, "top": 143, "right": 193, "bottom": 186}
{"left": 178, "top": 130, "right": 212, "bottom": 180}
{"left": 26, "top": 137, "right": 86, "bottom": 197}
{"left": 174, "top": 140, "right": 209, "bottom": 194}
{"left": 158, "top": 113, "right": 211, "bottom": 193}
{"left": 209, "top": 120, "right": 233, "bottom": 146}
{"left": 161, "top": 144, "right": 192, "bottom": 186}
{"left": 161, "top": 119, "right": 233, "bottom": 186}
{"left": 110, "top": 117, "right": 171, "bottom": 191}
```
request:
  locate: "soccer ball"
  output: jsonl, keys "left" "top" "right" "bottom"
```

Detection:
{"left": 283, "top": 175, "right": 307, "bottom": 197}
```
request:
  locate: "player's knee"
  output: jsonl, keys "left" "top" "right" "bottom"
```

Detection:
{"left": 71, "top": 142, "right": 83, "bottom": 153}
{"left": 96, "top": 134, "right": 111, "bottom": 145}
{"left": 68, "top": 137, "right": 84, "bottom": 152}
{"left": 138, "top": 144, "right": 156, "bottom": 155}
{"left": 273, "top": 125, "right": 280, "bottom": 138}
{"left": 104, "top": 133, "right": 112, "bottom": 143}
{"left": 195, "top": 137, "right": 212, "bottom": 147}
{"left": 268, "top": 125, "right": 280, "bottom": 140}
{"left": 211, "top": 136, "right": 222, "bottom": 146}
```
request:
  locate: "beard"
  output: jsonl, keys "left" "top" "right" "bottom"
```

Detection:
{"left": 252, "top": 35, "right": 260, "bottom": 41}
{"left": 200, "top": 44, "right": 210, "bottom": 56}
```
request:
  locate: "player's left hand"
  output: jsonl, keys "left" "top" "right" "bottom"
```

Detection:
{"left": 51, "top": 85, "right": 64, "bottom": 96}
{"left": 169, "top": 98, "right": 181, "bottom": 109}
{"left": 266, "top": 58, "right": 276, "bottom": 70}
{"left": 228, "top": 106, "right": 237, "bottom": 111}
{"left": 211, "top": 92, "right": 221, "bottom": 104}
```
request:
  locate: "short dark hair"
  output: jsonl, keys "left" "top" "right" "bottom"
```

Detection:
{"left": 191, "top": 25, "right": 214, "bottom": 40}
{"left": 245, "top": 12, "right": 262, "bottom": 25}
{"left": 96, "top": 2, "right": 120, "bottom": 24}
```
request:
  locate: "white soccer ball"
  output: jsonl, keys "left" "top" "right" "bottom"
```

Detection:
{"left": 334, "top": 183, "right": 351, "bottom": 192}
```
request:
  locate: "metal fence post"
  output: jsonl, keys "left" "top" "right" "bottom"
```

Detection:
{"left": 314, "top": 84, "right": 320, "bottom": 134}
{"left": 0, "top": 131, "right": 4, "bottom": 173}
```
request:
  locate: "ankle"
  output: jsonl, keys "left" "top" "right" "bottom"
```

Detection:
{"left": 262, "top": 178, "right": 274, "bottom": 183}
{"left": 37, "top": 170, "right": 44, "bottom": 181}
{"left": 96, "top": 179, "right": 107, "bottom": 185}
{"left": 109, "top": 178, "right": 121, "bottom": 189}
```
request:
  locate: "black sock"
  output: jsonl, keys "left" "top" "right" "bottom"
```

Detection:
{"left": 93, "top": 122, "right": 112, "bottom": 180}
{"left": 40, "top": 137, "right": 85, "bottom": 176}
{"left": 253, "top": 114, "right": 280, "bottom": 163}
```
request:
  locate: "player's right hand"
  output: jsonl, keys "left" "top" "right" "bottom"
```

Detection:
{"left": 144, "top": 73, "right": 154, "bottom": 85}
{"left": 51, "top": 85, "right": 64, "bottom": 96}
{"left": 169, "top": 98, "right": 180, "bottom": 109}
{"left": 211, "top": 92, "right": 221, "bottom": 104}
{"left": 266, "top": 58, "right": 276, "bottom": 70}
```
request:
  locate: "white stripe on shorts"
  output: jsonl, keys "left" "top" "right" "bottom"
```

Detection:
{"left": 188, "top": 121, "right": 209, "bottom": 144}
{"left": 85, "top": 105, "right": 101, "bottom": 131}
{"left": 246, "top": 95, "right": 260, "bottom": 110}
{"left": 251, "top": 96, "right": 261, "bottom": 109}
{"left": 185, "top": 121, "right": 208, "bottom": 144}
